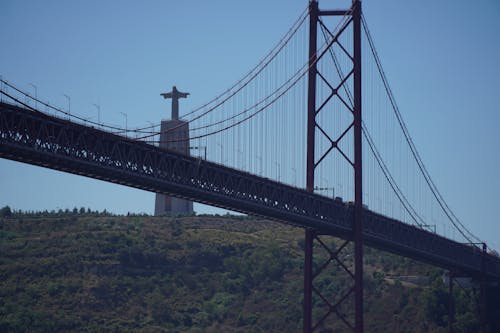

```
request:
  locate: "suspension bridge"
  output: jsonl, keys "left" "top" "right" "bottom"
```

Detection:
{"left": 1, "top": 1, "right": 499, "bottom": 332}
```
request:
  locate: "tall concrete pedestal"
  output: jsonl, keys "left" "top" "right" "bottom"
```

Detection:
{"left": 154, "top": 86, "right": 194, "bottom": 216}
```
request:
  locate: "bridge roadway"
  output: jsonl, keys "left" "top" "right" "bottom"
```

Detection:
{"left": 1, "top": 101, "right": 499, "bottom": 279}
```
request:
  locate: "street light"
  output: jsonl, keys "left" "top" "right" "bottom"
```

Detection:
{"left": 92, "top": 103, "right": 101, "bottom": 124}
{"left": 146, "top": 121, "right": 156, "bottom": 132}
{"left": 28, "top": 83, "right": 37, "bottom": 109}
{"left": 119, "top": 112, "right": 128, "bottom": 135}
{"left": 274, "top": 161, "right": 280, "bottom": 181}
{"left": 256, "top": 154, "right": 263, "bottom": 176}
{"left": 63, "top": 94, "right": 71, "bottom": 119}
{"left": 146, "top": 121, "right": 156, "bottom": 145}
{"left": 46, "top": 100, "right": 54, "bottom": 116}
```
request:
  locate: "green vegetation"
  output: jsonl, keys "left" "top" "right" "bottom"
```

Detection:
{"left": 0, "top": 208, "right": 480, "bottom": 332}
{"left": 0, "top": 205, "right": 11, "bottom": 217}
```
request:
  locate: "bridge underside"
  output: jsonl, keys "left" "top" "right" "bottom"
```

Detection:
{"left": 1, "top": 101, "right": 499, "bottom": 279}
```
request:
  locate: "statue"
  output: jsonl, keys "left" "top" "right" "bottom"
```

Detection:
{"left": 160, "top": 86, "right": 189, "bottom": 120}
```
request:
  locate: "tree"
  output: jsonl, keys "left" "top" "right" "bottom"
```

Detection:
{"left": 423, "top": 278, "right": 449, "bottom": 327}
{"left": 0, "top": 206, "right": 12, "bottom": 217}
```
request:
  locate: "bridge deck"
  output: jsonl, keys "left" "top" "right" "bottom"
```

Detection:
{"left": 1, "top": 101, "right": 499, "bottom": 279}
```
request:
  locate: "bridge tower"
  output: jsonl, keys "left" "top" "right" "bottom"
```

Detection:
{"left": 154, "top": 86, "right": 194, "bottom": 216}
{"left": 303, "top": 1, "right": 363, "bottom": 332}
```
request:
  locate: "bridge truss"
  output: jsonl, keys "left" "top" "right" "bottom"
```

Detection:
{"left": 0, "top": 100, "right": 498, "bottom": 278}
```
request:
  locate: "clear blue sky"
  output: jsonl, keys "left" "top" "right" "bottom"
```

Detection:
{"left": 1, "top": 1, "right": 499, "bottom": 249}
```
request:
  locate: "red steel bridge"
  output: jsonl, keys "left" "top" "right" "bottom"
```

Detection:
{"left": 1, "top": 1, "right": 499, "bottom": 332}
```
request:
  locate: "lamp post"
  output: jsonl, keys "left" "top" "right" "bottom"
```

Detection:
{"left": 119, "top": 112, "right": 128, "bottom": 136}
{"left": 274, "top": 161, "right": 280, "bottom": 181}
{"left": 146, "top": 121, "right": 155, "bottom": 132}
{"left": 63, "top": 94, "right": 71, "bottom": 119}
{"left": 147, "top": 121, "right": 156, "bottom": 145}
{"left": 93, "top": 103, "right": 101, "bottom": 124}
{"left": 256, "top": 154, "right": 263, "bottom": 176}
{"left": 28, "top": 83, "right": 37, "bottom": 109}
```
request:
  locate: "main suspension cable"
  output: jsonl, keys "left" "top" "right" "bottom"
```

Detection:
{"left": 144, "top": 14, "right": 353, "bottom": 143}
{"left": 361, "top": 14, "right": 481, "bottom": 244}
{"left": 147, "top": 13, "right": 353, "bottom": 142}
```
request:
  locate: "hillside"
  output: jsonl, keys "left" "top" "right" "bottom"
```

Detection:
{"left": 0, "top": 212, "right": 479, "bottom": 332}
